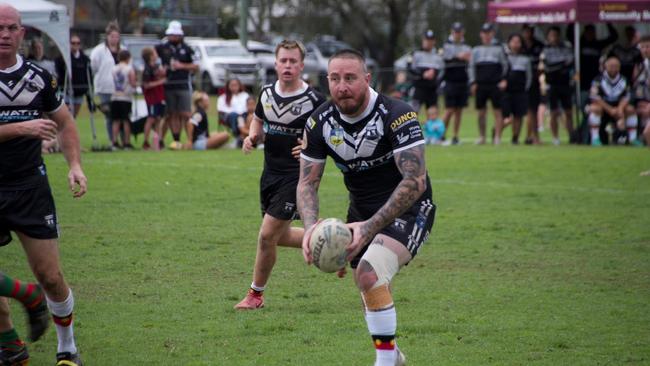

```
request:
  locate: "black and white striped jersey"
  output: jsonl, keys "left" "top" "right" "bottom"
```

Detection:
{"left": 301, "top": 89, "right": 432, "bottom": 208}
{"left": 589, "top": 72, "right": 630, "bottom": 105}
{"left": 469, "top": 41, "right": 509, "bottom": 85}
{"left": 634, "top": 59, "right": 650, "bottom": 102}
{"left": 442, "top": 39, "right": 471, "bottom": 84}
{"left": 255, "top": 81, "right": 325, "bottom": 174}
{"left": 0, "top": 56, "right": 63, "bottom": 189}
{"left": 540, "top": 42, "right": 574, "bottom": 86}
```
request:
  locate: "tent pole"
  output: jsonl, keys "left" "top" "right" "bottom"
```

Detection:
{"left": 574, "top": 21, "right": 581, "bottom": 141}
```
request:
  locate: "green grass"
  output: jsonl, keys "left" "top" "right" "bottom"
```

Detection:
{"left": 2, "top": 100, "right": 650, "bottom": 365}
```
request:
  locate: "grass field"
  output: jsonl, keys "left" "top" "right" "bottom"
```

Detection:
{"left": 2, "top": 100, "right": 650, "bottom": 365}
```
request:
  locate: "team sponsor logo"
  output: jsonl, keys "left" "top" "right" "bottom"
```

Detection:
{"left": 306, "top": 118, "right": 316, "bottom": 130}
{"left": 44, "top": 214, "right": 56, "bottom": 228}
{"left": 330, "top": 127, "right": 344, "bottom": 146}
{"left": 409, "top": 126, "right": 423, "bottom": 139}
{"left": 345, "top": 151, "right": 393, "bottom": 172}
{"left": 264, "top": 102, "right": 273, "bottom": 110}
{"left": 396, "top": 133, "right": 409, "bottom": 144}
{"left": 290, "top": 102, "right": 303, "bottom": 115}
{"left": 284, "top": 202, "right": 296, "bottom": 212}
{"left": 390, "top": 111, "right": 418, "bottom": 131}
{"left": 266, "top": 123, "right": 302, "bottom": 136}
{"left": 50, "top": 76, "right": 57, "bottom": 90}
{"left": 0, "top": 109, "right": 40, "bottom": 122}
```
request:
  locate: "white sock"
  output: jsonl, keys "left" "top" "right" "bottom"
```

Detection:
{"left": 46, "top": 289, "right": 77, "bottom": 354}
{"left": 626, "top": 115, "right": 638, "bottom": 141}
{"left": 589, "top": 113, "right": 601, "bottom": 141}
{"left": 250, "top": 282, "right": 265, "bottom": 292}
{"left": 366, "top": 307, "right": 397, "bottom": 366}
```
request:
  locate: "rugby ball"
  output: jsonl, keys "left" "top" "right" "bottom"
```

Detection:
{"left": 309, "top": 218, "right": 352, "bottom": 273}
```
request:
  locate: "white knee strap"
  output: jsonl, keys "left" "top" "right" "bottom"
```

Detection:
{"left": 361, "top": 243, "right": 400, "bottom": 288}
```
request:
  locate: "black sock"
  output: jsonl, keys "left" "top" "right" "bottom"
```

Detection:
{"left": 172, "top": 132, "right": 180, "bottom": 142}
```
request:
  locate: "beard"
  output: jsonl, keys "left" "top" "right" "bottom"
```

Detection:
{"left": 333, "top": 89, "right": 367, "bottom": 116}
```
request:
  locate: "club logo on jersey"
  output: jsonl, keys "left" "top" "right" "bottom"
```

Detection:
{"left": 44, "top": 214, "right": 56, "bottom": 228}
{"left": 290, "top": 102, "right": 303, "bottom": 115}
{"left": 390, "top": 111, "right": 418, "bottom": 131}
{"left": 330, "top": 127, "right": 344, "bottom": 146}
{"left": 365, "top": 123, "right": 379, "bottom": 140}
{"left": 25, "top": 76, "right": 45, "bottom": 93}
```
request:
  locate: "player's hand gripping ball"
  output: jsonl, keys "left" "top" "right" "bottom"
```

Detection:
{"left": 309, "top": 218, "right": 352, "bottom": 273}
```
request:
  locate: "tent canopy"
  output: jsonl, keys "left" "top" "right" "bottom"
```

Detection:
{"left": 487, "top": 0, "right": 650, "bottom": 24}
{"left": 3, "top": 0, "right": 71, "bottom": 74}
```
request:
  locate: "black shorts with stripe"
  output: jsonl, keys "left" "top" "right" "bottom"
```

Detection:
{"left": 0, "top": 182, "right": 59, "bottom": 246}
{"left": 346, "top": 186, "right": 436, "bottom": 268}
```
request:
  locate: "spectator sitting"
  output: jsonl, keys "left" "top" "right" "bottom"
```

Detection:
{"left": 586, "top": 56, "right": 638, "bottom": 146}
{"left": 186, "top": 91, "right": 230, "bottom": 150}
{"left": 423, "top": 106, "right": 445, "bottom": 145}
{"left": 141, "top": 47, "right": 167, "bottom": 150}
{"left": 217, "top": 78, "right": 249, "bottom": 142}
{"left": 238, "top": 96, "right": 256, "bottom": 145}
{"left": 111, "top": 50, "right": 136, "bottom": 150}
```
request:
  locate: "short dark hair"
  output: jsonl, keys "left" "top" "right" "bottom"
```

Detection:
{"left": 639, "top": 35, "right": 650, "bottom": 44}
{"left": 547, "top": 26, "right": 561, "bottom": 35}
{"left": 328, "top": 48, "right": 367, "bottom": 72}
{"left": 275, "top": 39, "right": 305, "bottom": 61}
{"left": 141, "top": 47, "right": 154, "bottom": 63}
{"left": 118, "top": 49, "right": 130, "bottom": 62}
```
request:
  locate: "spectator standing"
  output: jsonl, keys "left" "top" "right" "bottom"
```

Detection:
{"left": 90, "top": 21, "right": 121, "bottom": 142}
{"left": 441, "top": 22, "right": 471, "bottom": 145}
{"left": 501, "top": 34, "right": 532, "bottom": 144}
{"left": 141, "top": 47, "right": 167, "bottom": 150}
{"left": 156, "top": 20, "right": 198, "bottom": 150}
{"left": 217, "top": 78, "right": 249, "bottom": 145}
{"left": 608, "top": 26, "right": 642, "bottom": 85}
{"left": 110, "top": 50, "right": 136, "bottom": 150}
{"left": 469, "top": 23, "right": 508, "bottom": 145}
{"left": 26, "top": 37, "right": 57, "bottom": 79}
{"left": 540, "top": 26, "right": 575, "bottom": 145}
{"left": 55, "top": 34, "right": 92, "bottom": 118}
{"left": 522, "top": 24, "right": 545, "bottom": 144}
{"left": 635, "top": 35, "right": 650, "bottom": 147}
{"left": 408, "top": 29, "right": 444, "bottom": 114}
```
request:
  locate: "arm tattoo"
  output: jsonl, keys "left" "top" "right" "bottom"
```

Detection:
{"left": 297, "top": 159, "right": 325, "bottom": 230}
{"left": 364, "top": 144, "right": 426, "bottom": 238}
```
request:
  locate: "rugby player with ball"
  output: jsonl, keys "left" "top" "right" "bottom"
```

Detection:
{"left": 298, "top": 49, "right": 436, "bottom": 366}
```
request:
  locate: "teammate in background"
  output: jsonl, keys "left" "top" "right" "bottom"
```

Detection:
{"left": 469, "top": 23, "right": 508, "bottom": 145}
{"left": 0, "top": 5, "right": 87, "bottom": 365}
{"left": 540, "top": 26, "right": 575, "bottom": 145}
{"left": 298, "top": 49, "right": 435, "bottom": 366}
{"left": 608, "top": 26, "right": 642, "bottom": 85}
{"left": 156, "top": 20, "right": 199, "bottom": 150}
{"left": 0, "top": 273, "right": 49, "bottom": 365}
{"left": 423, "top": 106, "right": 445, "bottom": 145}
{"left": 635, "top": 36, "right": 650, "bottom": 147}
{"left": 408, "top": 29, "right": 444, "bottom": 114}
{"left": 110, "top": 50, "right": 136, "bottom": 150}
{"left": 234, "top": 40, "right": 325, "bottom": 310}
{"left": 441, "top": 22, "right": 471, "bottom": 145}
{"left": 141, "top": 47, "right": 167, "bottom": 150}
{"left": 184, "top": 91, "right": 229, "bottom": 150}
{"left": 586, "top": 56, "right": 637, "bottom": 146}
{"left": 501, "top": 34, "right": 532, "bottom": 144}
{"left": 521, "top": 24, "right": 544, "bottom": 144}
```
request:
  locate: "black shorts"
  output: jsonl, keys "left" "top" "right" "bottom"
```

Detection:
{"left": 528, "top": 81, "right": 541, "bottom": 111}
{"left": 444, "top": 82, "right": 469, "bottom": 108}
{"left": 260, "top": 171, "right": 299, "bottom": 221}
{"left": 502, "top": 92, "right": 529, "bottom": 118}
{"left": 147, "top": 103, "right": 166, "bottom": 118}
{"left": 412, "top": 88, "right": 438, "bottom": 109}
{"left": 111, "top": 101, "right": 132, "bottom": 120}
{"left": 475, "top": 84, "right": 502, "bottom": 109}
{"left": 548, "top": 85, "right": 573, "bottom": 111}
{"left": 0, "top": 183, "right": 59, "bottom": 244}
{"left": 347, "top": 192, "right": 436, "bottom": 269}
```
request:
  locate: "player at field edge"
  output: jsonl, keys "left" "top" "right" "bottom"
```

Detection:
{"left": 0, "top": 4, "right": 87, "bottom": 365}
{"left": 298, "top": 49, "right": 436, "bottom": 366}
{"left": 234, "top": 40, "right": 325, "bottom": 310}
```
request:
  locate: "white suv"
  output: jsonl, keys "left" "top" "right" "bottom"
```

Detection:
{"left": 185, "top": 38, "right": 262, "bottom": 92}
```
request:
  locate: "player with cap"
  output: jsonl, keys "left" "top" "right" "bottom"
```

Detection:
{"left": 408, "top": 29, "right": 444, "bottom": 114}
{"left": 441, "top": 22, "right": 472, "bottom": 145}
{"left": 469, "top": 23, "right": 508, "bottom": 145}
{"left": 156, "top": 20, "right": 199, "bottom": 149}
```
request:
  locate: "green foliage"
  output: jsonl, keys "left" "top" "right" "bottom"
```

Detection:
{"left": 2, "top": 102, "right": 649, "bottom": 365}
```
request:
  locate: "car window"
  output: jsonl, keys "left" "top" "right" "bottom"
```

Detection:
{"left": 205, "top": 45, "right": 250, "bottom": 57}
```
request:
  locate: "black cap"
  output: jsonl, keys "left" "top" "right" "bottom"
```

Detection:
{"left": 452, "top": 22, "right": 464, "bottom": 32}
{"left": 423, "top": 29, "right": 435, "bottom": 39}
{"left": 481, "top": 23, "right": 494, "bottom": 32}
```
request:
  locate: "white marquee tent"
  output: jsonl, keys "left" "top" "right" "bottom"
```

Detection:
{"left": 3, "top": 0, "right": 71, "bottom": 74}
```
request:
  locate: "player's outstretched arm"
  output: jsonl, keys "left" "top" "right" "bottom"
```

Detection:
{"left": 297, "top": 157, "right": 325, "bottom": 263}
{"left": 50, "top": 106, "right": 87, "bottom": 198}
{"left": 346, "top": 144, "right": 427, "bottom": 260}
